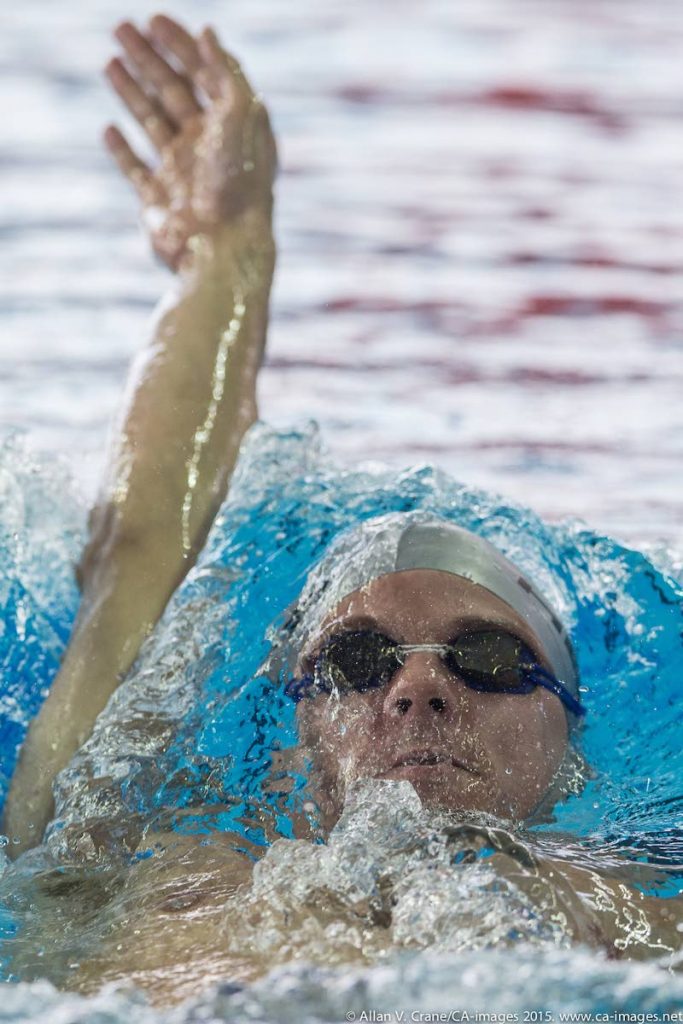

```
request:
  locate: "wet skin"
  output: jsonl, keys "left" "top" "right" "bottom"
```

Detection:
{"left": 295, "top": 568, "right": 569, "bottom": 827}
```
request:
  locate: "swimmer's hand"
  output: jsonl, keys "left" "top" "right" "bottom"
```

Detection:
{"left": 104, "top": 16, "right": 277, "bottom": 271}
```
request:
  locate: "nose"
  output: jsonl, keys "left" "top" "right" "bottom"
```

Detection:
{"left": 382, "top": 651, "right": 461, "bottom": 721}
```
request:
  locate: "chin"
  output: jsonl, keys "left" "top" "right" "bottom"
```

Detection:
{"left": 367, "top": 761, "right": 486, "bottom": 815}
{"left": 372, "top": 765, "right": 528, "bottom": 821}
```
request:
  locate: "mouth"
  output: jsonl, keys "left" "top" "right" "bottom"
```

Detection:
{"left": 389, "top": 749, "right": 478, "bottom": 775}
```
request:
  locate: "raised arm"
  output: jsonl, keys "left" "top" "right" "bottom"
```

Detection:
{"left": 3, "top": 15, "right": 277, "bottom": 855}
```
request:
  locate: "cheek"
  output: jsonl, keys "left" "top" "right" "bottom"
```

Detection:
{"left": 296, "top": 697, "right": 378, "bottom": 775}
{"left": 485, "top": 698, "right": 567, "bottom": 803}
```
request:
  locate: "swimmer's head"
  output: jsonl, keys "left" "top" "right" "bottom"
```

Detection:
{"left": 280, "top": 513, "right": 587, "bottom": 828}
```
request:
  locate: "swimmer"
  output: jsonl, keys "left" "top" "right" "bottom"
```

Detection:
{"left": 1, "top": 14, "right": 681, "bottom": 999}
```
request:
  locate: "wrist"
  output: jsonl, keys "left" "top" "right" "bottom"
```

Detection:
{"left": 178, "top": 209, "right": 276, "bottom": 288}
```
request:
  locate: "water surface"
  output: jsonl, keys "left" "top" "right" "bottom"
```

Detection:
{"left": 1, "top": 0, "right": 682, "bottom": 1018}
{"left": 1, "top": 0, "right": 682, "bottom": 548}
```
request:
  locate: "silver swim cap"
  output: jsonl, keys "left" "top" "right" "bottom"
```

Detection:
{"left": 290, "top": 511, "right": 581, "bottom": 728}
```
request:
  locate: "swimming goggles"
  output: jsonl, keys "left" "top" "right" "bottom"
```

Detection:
{"left": 285, "top": 628, "right": 585, "bottom": 717}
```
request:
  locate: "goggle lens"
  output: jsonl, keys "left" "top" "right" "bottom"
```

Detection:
{"left": 444, "top": 631, "right": 536, "bottom": 691}
{"left": 315, "top": 629, "right": 538, "bottom": 696}
{"left": 317, "top": 631, "right": 400, "bottom": 693}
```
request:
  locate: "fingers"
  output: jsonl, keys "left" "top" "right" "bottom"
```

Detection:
{"left": 148, "top": 15, "right": 217, "bottom": 105}
{"left": 197, "top": 26, "right": 256, "bottom": 105}
{"left": 105, "top": 57, "right": 175, "bottom": 151}
{"left": 103, "top": 125, "right": 165, "bottom": 205}
{"left": 114, "top": 20, "right": 202, "bottom": 125}
{"left": 148, "top": 15, "right": 202, "bottom": 78}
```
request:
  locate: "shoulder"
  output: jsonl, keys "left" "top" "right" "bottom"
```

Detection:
{"left": 127, "top": 829, "right": 255, "bottom": 909}
{"left": 537, "top": 851, "right": 683, "bottom": 959}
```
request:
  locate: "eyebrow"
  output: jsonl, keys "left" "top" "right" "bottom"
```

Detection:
{"left": 304, "top": 613, "right": 529, "bottom": 652}
{"left": 442, "top": 615, "right": 523, "bottom": 638}
{"left": 301, "top": 615, "right": 382, "bottom": 660}
{"left": 444, "top": 616, "right": 547, "bottom": 666}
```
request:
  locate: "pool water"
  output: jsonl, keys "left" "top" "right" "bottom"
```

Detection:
{"left": 2, "top": 0, "right": 682, "bottom": 551}
{"left": 0, "top": 424, "right": 682, "bottom": 1014}
{"left": 1, "top": 0, "right": 682, "bottom": 1018}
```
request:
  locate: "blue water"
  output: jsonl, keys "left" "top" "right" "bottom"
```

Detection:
{"left": 0, "top": 428, "right": 681, "bottom": 1014}
{"left": 2, "top": 424, "right": 682, "bottom": 865}
{"left": 0, "top": 435, "right": 83, "bottom": 811}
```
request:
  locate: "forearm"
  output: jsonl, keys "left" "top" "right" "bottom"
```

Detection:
{"left": 75, "top": 212, "right": 275, "bottom": 723}
{"left": 87, "top": 212, "right": 275, "bottom": 564}
{"left": 3, "top": 215, "right": 275, "bottom": 854}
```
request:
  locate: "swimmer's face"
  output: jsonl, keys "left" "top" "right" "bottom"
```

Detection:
{"left": 295, "top": 569, "right": 568, "bottom": 826}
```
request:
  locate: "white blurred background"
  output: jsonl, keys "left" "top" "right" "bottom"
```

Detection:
{"left": 2, "top": 0, "right": 682, "bottom": 552}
